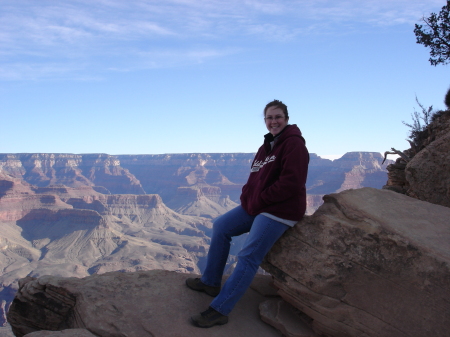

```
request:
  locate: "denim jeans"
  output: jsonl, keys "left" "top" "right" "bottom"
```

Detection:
{"left": 201, "top": 205, "right": 289, "bottom": 315}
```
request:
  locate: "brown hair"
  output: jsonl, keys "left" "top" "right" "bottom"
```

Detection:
{"left": 264, "top": 99, "right": 289, "bottom": 119}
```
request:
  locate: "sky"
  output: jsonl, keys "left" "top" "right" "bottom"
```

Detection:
{"left": 1, "top": 0, "right": 449, "bottom": 160}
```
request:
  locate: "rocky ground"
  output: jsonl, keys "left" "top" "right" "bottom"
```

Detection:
{"left": 7, "top": 271, "right": 317, "bottom": 337}
{"left": 0, "top": 325, "right": 13, "bottom": 337}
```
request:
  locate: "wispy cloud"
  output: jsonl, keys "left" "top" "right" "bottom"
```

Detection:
{"left": 0, "top": 0, "right": 445, "bottom": 80}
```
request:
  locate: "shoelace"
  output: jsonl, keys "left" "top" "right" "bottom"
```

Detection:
{"left": 201, "top": 307, "right": 220, "bottom": 318}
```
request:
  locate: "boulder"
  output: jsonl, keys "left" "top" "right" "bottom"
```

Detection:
{"left": 260, "top": 299, "right": 317, "bottom": 337}
{"left": 24, "top": 329, "right": 96, "bottom": 337}
{"left": 7, "top": 270, "right": 287, "bottom": 337}
{"left": 262, "top": 187, "right": 450, "bottom": 337}
{"left": 384, "top": 112, "right": 450, "bottom": 207}
{"left": 405, "top": 125, "right": 450, "bottom": 207}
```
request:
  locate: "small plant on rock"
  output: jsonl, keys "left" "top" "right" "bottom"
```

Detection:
{"left": 402, "top": 96, "right": 434, "bottom": 151}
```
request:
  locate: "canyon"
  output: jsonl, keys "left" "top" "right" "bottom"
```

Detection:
{"left": 0, "top": 151, "right": 391, "bottom": 330}
{"left": 4, "top": 94, "right": 450, "bottom": 337}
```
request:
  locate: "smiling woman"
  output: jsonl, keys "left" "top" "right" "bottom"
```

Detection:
{"left": 186, "top": 99, "right": 310, "bottom": 328}
{"left": 264, "top": 102, "right": 289, "bottom": 136}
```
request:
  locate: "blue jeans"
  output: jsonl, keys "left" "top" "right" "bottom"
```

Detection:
{"left": 201, "top": 205, "right": 289, "bottom": 315}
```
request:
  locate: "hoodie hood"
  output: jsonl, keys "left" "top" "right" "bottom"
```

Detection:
{"left": 263, "top": 124, "right": 305, "bottom": 153}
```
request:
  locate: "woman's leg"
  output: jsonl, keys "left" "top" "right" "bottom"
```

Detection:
{"left": 209, "top": 215, "right": 289, "bottom": 315}
{"left": 201, "top": 205, "right": 256, "bottom": 287}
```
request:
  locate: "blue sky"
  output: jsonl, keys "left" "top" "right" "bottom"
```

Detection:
{"left": 1, "top": 0, "right": 448, "bottom": 159}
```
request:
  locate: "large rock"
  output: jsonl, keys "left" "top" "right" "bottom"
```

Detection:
{"left": 262, "top": 187, "right": 450, "bottom": 337}
{"left": 7, "top": 270, "right": 286, "bottom": 337}
{"left": 384, "top": 112, "right": 450, "bottom": 207}
{"left": 24, "top": 329, "right": 96, "bottom": 337}
{"left": 405, "top": 114, "right": 450, "bottom": 207}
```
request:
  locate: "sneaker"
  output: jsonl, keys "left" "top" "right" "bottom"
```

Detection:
{"left": 185, "top": 277, "right": 221, "bottom": 297}
{"left": 191, "top": 307, "right": 228, "bottom": 328}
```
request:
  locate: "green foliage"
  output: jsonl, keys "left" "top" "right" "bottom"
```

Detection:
{"left": 402, "top": 97, "right": 434, "bottom": 148}
{"left": 414, "top": 0, "right": 450, "bottom": 66}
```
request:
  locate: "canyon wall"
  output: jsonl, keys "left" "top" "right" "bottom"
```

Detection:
{"left": 0, "top": 152, "right": 391, "bottom": 214}
{"left": 0, "top": 173, "right": 214, "bottom": 328}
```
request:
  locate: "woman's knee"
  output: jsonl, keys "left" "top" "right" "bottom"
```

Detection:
{"left": 211, "top": 218, "right": 230, "bottom": 240}
{"left": 212, "top": 206, "right": 252, "bottom": 237}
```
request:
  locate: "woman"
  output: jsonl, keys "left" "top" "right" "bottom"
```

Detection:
{"left": 186, "top": 99, "right": 309, "bottom": 328}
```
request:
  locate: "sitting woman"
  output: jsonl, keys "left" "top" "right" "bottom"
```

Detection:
{"left": 186, "top": 99, "right": 310, "bottom": 328}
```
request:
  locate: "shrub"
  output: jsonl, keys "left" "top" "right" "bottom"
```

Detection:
{"left": 402, "top": 96, "right": 434, "bottom": 149}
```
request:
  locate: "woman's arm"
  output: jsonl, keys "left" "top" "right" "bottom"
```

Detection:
{"left": 260, "top": 137, "right": 309, "bottom": 205}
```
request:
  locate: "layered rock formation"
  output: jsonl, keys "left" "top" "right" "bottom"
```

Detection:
{"left": 306, "top": 152, "right": 390, "bottom": 211}
{"left": 0, "top": 152, "right": 392, "bottom": 215}
{"left": 0, "top": 154, "right": 144, "bottom": 195}
{"left": 0, "top": 173, "right": 213, "bottom": 328}
{"left": 262, "top": 187, "right": 450, "bottom": 337}
{"left": 166, "top": 186, "right": 239, "bottom": 219}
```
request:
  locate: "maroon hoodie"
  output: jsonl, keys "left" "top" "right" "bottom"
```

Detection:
{"left": 240, "top": 124, "right": 309, "bottom": 221}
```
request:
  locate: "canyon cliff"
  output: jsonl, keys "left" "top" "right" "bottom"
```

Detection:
{"left": 0, "top": 173, "right": 213, "bottom": 329}
{"left": 0, "top": 152, "right": 390, "bottom": 215}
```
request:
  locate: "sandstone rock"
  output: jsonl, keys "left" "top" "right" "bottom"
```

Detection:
{"left": 0, "top": 324, "right": 14, "bottom": 337}
{"left": 383, "top": 158, "right": 408, "bottom": 193}
{"left": 7, "top": 270, "right": 283, "bottom": 337}
{"left": 260, "top": 299, "right": 317, "bottom": 337}
{"left": 24, "top": 329, "right": 96, "bottom": 337}
{"left": 405, "top": 115, "right": 450, "bottom": 207}
{"left": 383, "top": 112, "right": 450, "bottom": 207}
{"left": 262, "top": 187, "right": 450, "bottom": 337}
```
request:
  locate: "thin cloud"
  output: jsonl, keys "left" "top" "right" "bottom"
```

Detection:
{"left": 134, "top": 47, "right": 241, "bottom": 69}
{"left": 246, "top": 23, "right": 300, "bottom": 41}
{"left": 0, "top": 62, "right": 92, "bottom": 81}
{"left": 0, "top": 0, "right": 445, "bottom": 80}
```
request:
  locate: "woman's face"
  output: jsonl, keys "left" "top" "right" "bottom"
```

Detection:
{"left": 265, "top": 106, "right": 288, "bottom": 136}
